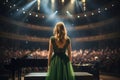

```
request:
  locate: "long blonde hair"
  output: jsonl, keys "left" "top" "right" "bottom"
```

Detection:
{"left": 53, "top": 22, "right": 67, "bottom": 43}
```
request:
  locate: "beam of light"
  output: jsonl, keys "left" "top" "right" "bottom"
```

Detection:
{"left": 81, "top": 0, "right": 86, "bottom": 11}
{"left": 41, "top": 0, "right": 52, "bottom": 15}
{"left": 23, "top": 0, "right": 36, "bottom": 10}
{"left": 37, "top": 0, "right": 40, "bottom": 10}
{"left": 63, "top": 0, "right": 75, "bottom": 14}
{"left": 75, "top": 0, "right": 83, "bottom": 12}
{"left": 12, "top": 0, "right": 37, "bottom": 22}
{"left": 82, "top": 0, "right": 86, "bottom": 3}
{"left": 71, "top": 0, "right": 75, "bottom": 4}
{"left": 48, "top": 11, "right": 58, "bottom": 19}
{"left": 51, "top": 0, "right": 54, "bottom": 3}
{"left": 51, "top": 0, "right": 55, "bottom": 12}
{"left": 46, "top": 10, "right": 64, "bottom": 26}
{"left": 62, "top": 0, "right": 64, "bottom": 3}
{"left": 16, "top": 0, "right": 36, "bottom": 14}
{"left": 66, "top": 11, "right": 73, "bottom": 18}
{"left": 13, "top": 0, "right": 36, "bottom": 17}
{"left": 75, "top": 0, "right": 86, "bottom": 12}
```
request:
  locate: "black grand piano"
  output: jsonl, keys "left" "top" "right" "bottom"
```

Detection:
{"left": 5, "top": 58, "right": 48, "bottom": 80}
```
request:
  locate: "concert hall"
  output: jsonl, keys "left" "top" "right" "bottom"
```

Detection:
{"left": 0, "top": 0, "right": 120, "bottom": 80}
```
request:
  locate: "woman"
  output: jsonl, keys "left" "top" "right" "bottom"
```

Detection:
{"left": 46, "top": 22, "right": 75, "bottom": 80}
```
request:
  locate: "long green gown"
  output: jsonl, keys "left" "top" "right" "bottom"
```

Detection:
{"left": 46, "top": 36, "right": 75, "bottom": 80}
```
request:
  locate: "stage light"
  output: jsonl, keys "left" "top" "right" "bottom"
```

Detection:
{"left": 84, "top": 14, "right": 87, "bottom": 17}
{"left": 81, "top": 0, "right": 86, "bottom": 11}
{"left": 22, "top": 0, "right": 36, "bottom": 10}
{"left": 48, "top": 11, "right": 58, "bottom": 19}
{"left": 42, "top": 16, "right": 45, "bottom": 18}
{"left": 112, "top": 4, "right": 114, "bottom": 7}
{"left": 105, "top": 8, "right": 107, "bottom": 10}
{"left": 51, "top": 0, "right": 55, "bottom": 11}
{"left": 55, "top": 11, "right": 58, "bottom": 13}
{"left": 13, "top": 4, "right": 16, "bottom": 7}
{"left": 83, "top": 6, "right": 86, "bottom": 11}
{"left": 77, "top": 16, "right": 80, "bottom": 18}
{"left": 98, "top": 10, "right": 101, "bottom": 13}
{"left": 66, "top": 11, "right": 73, "bottom": 18}
{"left": 37, "top": 0, "right": 40, "bottom": 10}
{"left": 71, "top": 0, "right": 75, "bottom": 4}
{"left": 41, "top": 0, "right": 52, "bottom": 15}
{"left": 91, "top": 12, "right": 94, "bottom": 15}
{"left": 51, "top": 0, "right": 55, "bottom": 3}
{"left": 23, "top": 11, "right": 26, "bottom": 14}
{"left": 14, "top": 0, "right": 36, "bottom": 16}
{"left": 62, "top": 0, "right": 64, "bottom": 3}
{"left": 35, "top": 14, "right": 38, "bottom": 17}
{"left": 66, "top": 11, "right": 69, "bottom": 13}
{"left": 9, "top": 5, "right": 12, "bottom": 8}
{"left": 82, "top": 0, "right": 86, "bottom": 3}
{"left": 29, "top": 13, "right": 32, "bottom": 15}
{"left": 16, "top": 9, "right": 19, "bottom": 11}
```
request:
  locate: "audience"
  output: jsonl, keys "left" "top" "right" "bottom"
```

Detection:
{"left": 0, "top": 46, "right": 120, "bottom": 73}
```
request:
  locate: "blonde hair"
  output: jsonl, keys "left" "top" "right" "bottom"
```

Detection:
{"left": 53, "top": 22, "right": 67, "bottom": 42}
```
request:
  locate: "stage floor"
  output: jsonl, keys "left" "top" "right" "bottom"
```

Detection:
{"left": 24, "top": 72, "right": 93, "bottom": 80}
{"left": 25, "top": 72, "right": 93, "bottom": 77}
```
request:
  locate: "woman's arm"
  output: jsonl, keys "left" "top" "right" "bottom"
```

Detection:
{"left": 67, "top": 39, "right": 72, "bottom": 62}
{"left": 48, "top": 38, "right": 53, "bottom": 67}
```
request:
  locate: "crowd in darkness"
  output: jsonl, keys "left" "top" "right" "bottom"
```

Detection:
{"left": 0, "top": 46, "right": 120, "bottom": 73}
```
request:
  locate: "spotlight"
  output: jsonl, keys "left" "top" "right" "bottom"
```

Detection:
{"left": 62, "top": 0, "right": 64, "bottom": 3}
{"left": 35, "top": 14, "right": 38, "bottom": 17}
{"left": 66, "top": 11, "right": 73, "bottom": 18}
{"left": 10, "top": 6, "right": 12, "bottom": 8}
{"left": 42, "top": 16, "right": 45, "bottom": 18}
{"left": 71, "top": 0, "right": 75, "bottom": 4}
{"left": 16, "top": 9, "right": 19, "bottom": 11}
{"left": 55, "top": 11, "right": 58, "bottom": 13}
{"left": 112, "top": 4, "right": 114, "bottom": 7}
{"left": 23, "top": 11, "right": 25, "bottom": 14}
{"left": 105, "top": 8, "right": 107, "bottom": 10}
{"left": 77, "top": 16, "right": 80, "bottom": 18}
{"left": 66, "top": 11, "right": 69, "bottom": 13}
{"left": 51, "top": 0, "right": 55, "bottom": 3}
{"left": 29, "top": 13, "right": 32, "bottom": 15}
{"left": 22, "top": 0, "right": 36, "bottom": 10}
{"left": 98, "top": 11, "right": 101, "bottom": 13}
{"left": 82, "top": 0, "right": 86, "bottom": 3}
{"left": 84, "top": 14, "right": 87, "bottom": 17}
{"left": 83, "top": 6, "right": 86, "bottom": 11}
{"left": 91, "top": 12, "right": 94, "bottom": 15}
{"left": 37, "top": 0, "right": 40, "bottom": 10}
{"left": 48, "top": 11, "right": 58, "bottom": 19}
{"left": 13, "top": 4, "right": 16, "bottom": 7}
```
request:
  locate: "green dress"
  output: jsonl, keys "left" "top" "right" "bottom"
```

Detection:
{"left": 46, "top": 36, "right": 75, "bottom": 80}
